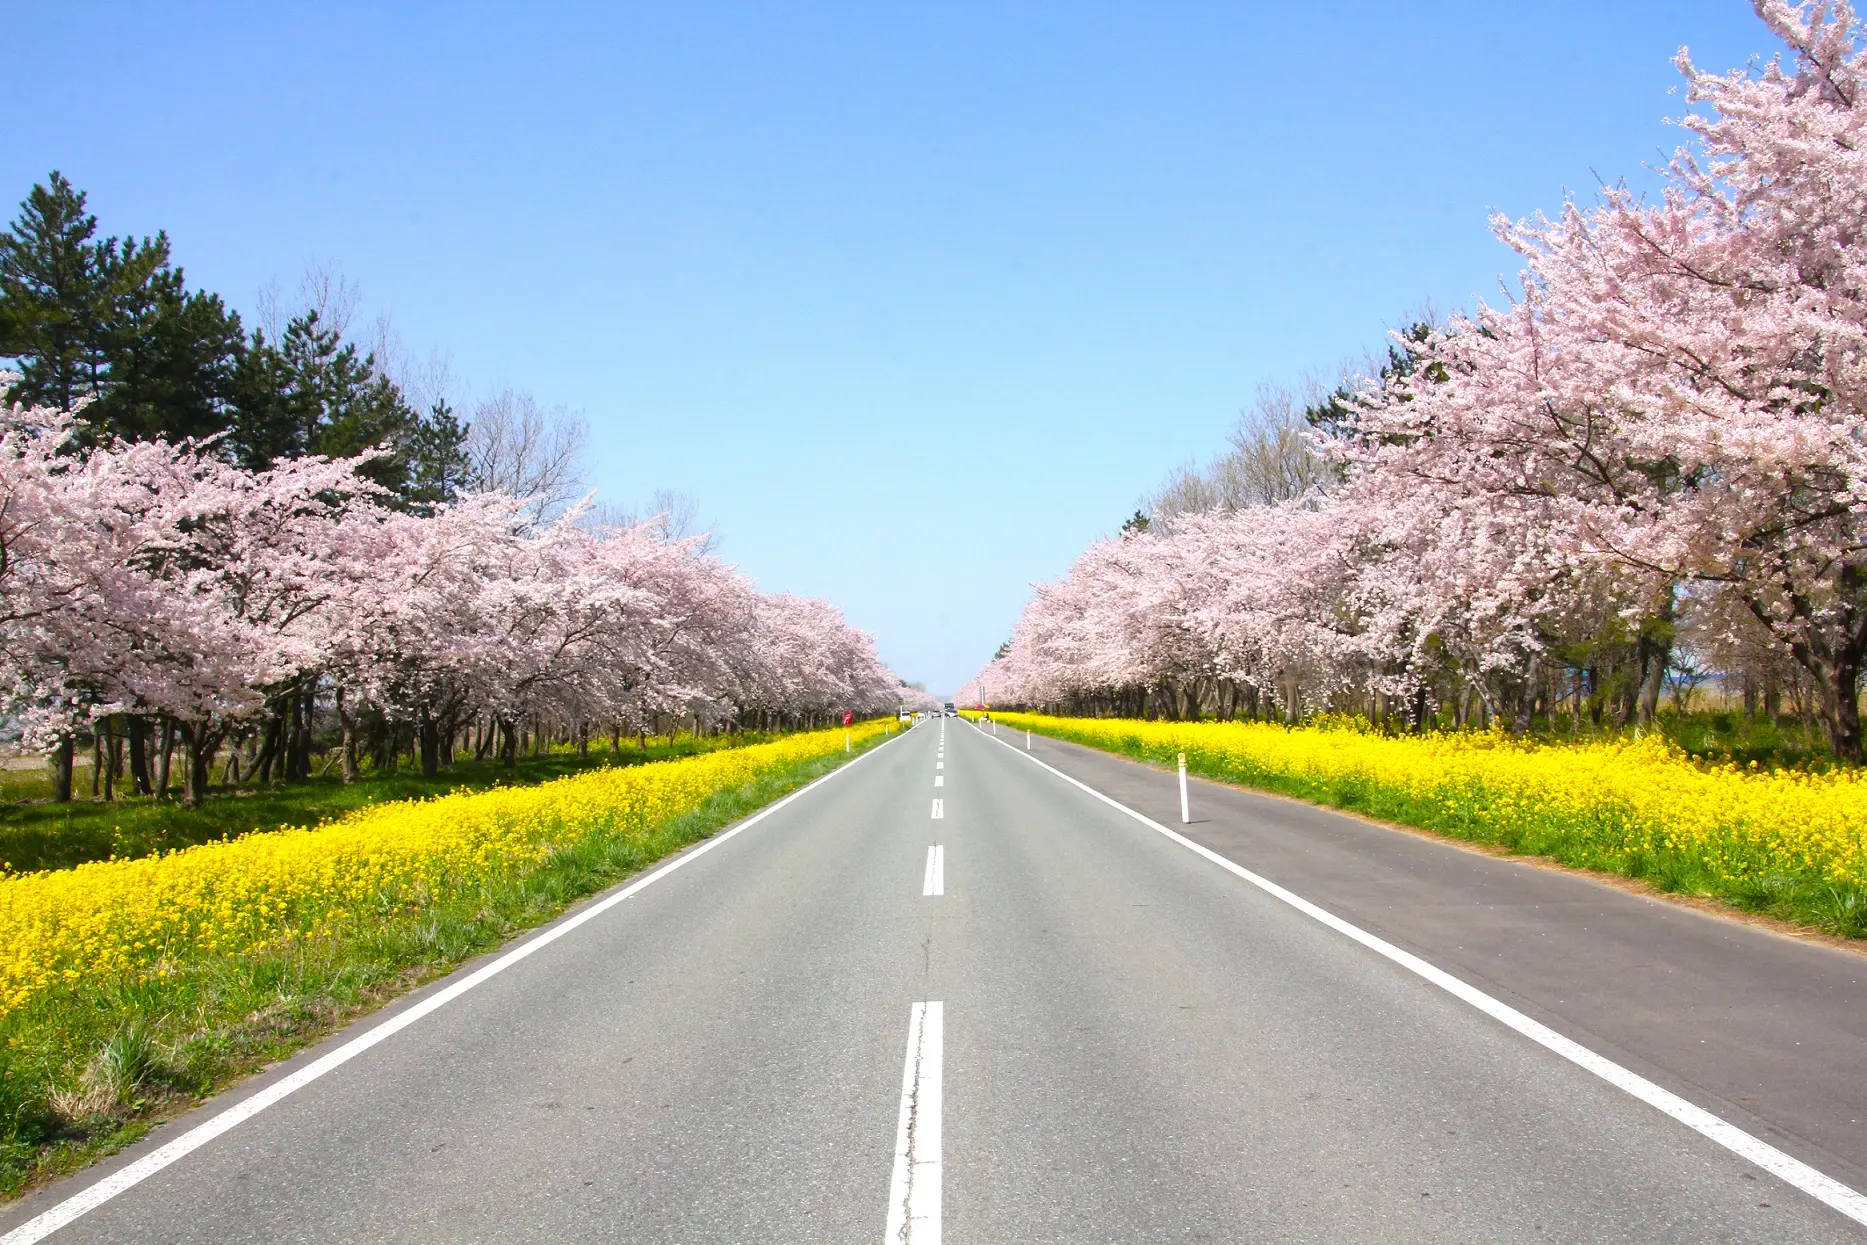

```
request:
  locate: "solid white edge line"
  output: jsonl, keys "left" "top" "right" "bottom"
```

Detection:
{"left": 0, "top": 732, "right": 902, "bottom": 1245}
{"left": 980, "top": 728, "right": 1867, "bottom": 1229}
{"left": 884, "top": 1001, "right": 943, "bottom": 1245}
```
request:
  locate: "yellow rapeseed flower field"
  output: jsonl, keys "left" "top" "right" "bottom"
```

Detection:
{"left": 0, "top": 722, "right": 888, "bottom": 1020}
{"left": 988, "top": 711, "right": 1867, "bottom": 892}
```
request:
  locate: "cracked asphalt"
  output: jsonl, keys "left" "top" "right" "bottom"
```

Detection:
{"left": 3, "top": 717, "right": 1862, "bottom": 1242}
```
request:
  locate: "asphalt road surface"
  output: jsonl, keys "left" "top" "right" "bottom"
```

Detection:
{"left": 4, "top": 715, "right": 1865, "bottom": 1243}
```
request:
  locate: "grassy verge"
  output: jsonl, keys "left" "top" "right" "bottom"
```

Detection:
{"left": 0, "top": 734, "right": 784, "bottom": 875}
{"left": 979, "top": 710, "right": 1867, "bottom": 944}
{"left": 0, "top": 724, "right": 893, "bottom": 1201}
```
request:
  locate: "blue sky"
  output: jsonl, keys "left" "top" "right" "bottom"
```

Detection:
{"left": 9, "top": 1, "right": 1778, "bottom": 694}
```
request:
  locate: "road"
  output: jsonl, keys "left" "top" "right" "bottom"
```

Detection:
{"left": 3, "top": 715, "right": 1864, "bottom": 1242}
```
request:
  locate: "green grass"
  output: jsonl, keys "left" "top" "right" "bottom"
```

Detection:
{"left": 1646, "top": 709, "right": 1833, "bottom": 770}
{"left": 1384, "top": 707, "right": 1834, "bottom": 770}
{"left": 0, "top": 734, "right": 887, "bottom": 1202}
{"left": 0, "top": 734, "right": 783, "bottom": 876}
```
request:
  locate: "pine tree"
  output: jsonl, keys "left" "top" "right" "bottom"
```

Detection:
{"left": 406, "top": 399, "right": 473, "bottom": 511}
{"left": 94, "top": 274, "right": 244, "bottom": 444}
{"left": 0, "top": 172, "right": 113, "bottom": 414}
{"left": 229, "top": 309, "right": 420, "bottom": 494}
{"left": 0, "top": 172, "right": 243, "bottom": 443}
{"left": 1302, "top": 321, "right": 1438, "bottom": 441}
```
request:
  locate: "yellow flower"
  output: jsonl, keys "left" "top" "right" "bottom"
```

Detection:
{"left": 0, "top": 722, "right": 886, "bottom": 1019}
{"left": 997, "top": 712, "right": 1867, "bottom": 893}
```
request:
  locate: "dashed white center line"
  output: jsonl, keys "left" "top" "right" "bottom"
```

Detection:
{"left": 922, "top": 845, "right": 944, "bottom": 896}
{"left": 933, "top": 775, "right": 943, "bottom": 787}
{"left": 936, "top": 762, "right": 943, "bottom": 770}
{"left": 885, "top": 1001, "right": 943, "bottom": 1244}
{"left": 931, "top": 798, "right": 944, "bottom": 820}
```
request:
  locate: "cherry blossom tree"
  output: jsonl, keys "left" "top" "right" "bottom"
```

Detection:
{"left": 970, "top": 2, "right": 1867, "bottom": 758}
{"left": 0, "top": 380, "right": 907, "bottom": 801}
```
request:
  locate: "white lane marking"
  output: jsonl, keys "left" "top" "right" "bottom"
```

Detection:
{"left": 930, "top": 798, "right": 944, "bottom": 820}
{"left": 922, "top": 845, "right": 944, "bottom": 896}
{"left": 933, "top": 775, "right": 943, "bottom": 787}
{"left": 884, "top": 1001, "right": 943, "bottom": 1244}
{"left": 0, "top": 738, "right": 903, "bottom": 1245}
{"left": 979, "top": 730, "right": 1867, "bottom": 1229}
{"left": 936, "top": 762, "right": 943, "bottom": 770}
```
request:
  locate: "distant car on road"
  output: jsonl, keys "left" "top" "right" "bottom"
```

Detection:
{"left": 943, "top": 702, "right": 956, "bottom": 716}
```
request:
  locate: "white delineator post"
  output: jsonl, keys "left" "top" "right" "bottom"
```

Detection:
{"left": 1178, "top": 752, "right": 1190, "bottom": 824}
{"left": 1025, "top": 728, "right": 1031, "bottom": 751}
{"left": 845, "top": 731, "right": 851, "bottom": 752}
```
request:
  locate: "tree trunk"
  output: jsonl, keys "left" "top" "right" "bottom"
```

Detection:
{"left": 289, "top": 690, "right": 314, "bottom": 781}
{"left": 336, "top": 689, "right": 360, "bottom": 783}
{"left": 1790, "top": 637, "right": 1867, "bottom": 764}
{"left": 499, "top": 719, "right": 518, "bottom": 767}
{"left": 1828, "top": 658, "right": 1865, "bottom": 764}
{"left": 1635, "top": 589, "right": 1677, "bottom": 729}
{"left": 155, "top": 720, "right": 174, "bottom": 799}
{"left": 419, "top": 713, "right": 440, "bottom": 777}
{"left": 50, "top": 736, "right": 74, "bottom": 803}
{"left": 180, "top": 722, "right": 217, "bottom": 809}
{"left": 1511, "top": 656, "right": 1541, "bottom": 736}
{"left": 255, "top": 709, "right": 281, "bottom": 784}
{"left": 100, "top": 717, "right": 118, "bottom": 801}
{"left": 127, "top": 715, "right": 152, "bottom": 795}
{"left": 1637, "top": 646, "right": 1668, "bottom": 728}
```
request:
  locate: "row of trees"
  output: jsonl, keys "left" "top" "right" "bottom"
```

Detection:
{"left": 963, "top": 1, "right": 1867, "bottom": 762}
{"left": 0, "top": 399, "right": 906, "bottom": 804}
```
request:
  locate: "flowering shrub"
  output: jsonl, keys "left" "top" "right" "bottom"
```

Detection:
{"left": 0, "top": 722, "right": 887, "bottom": 1019}
{"left": 993, "top": 712, "right": 1867, "bottom": 892}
